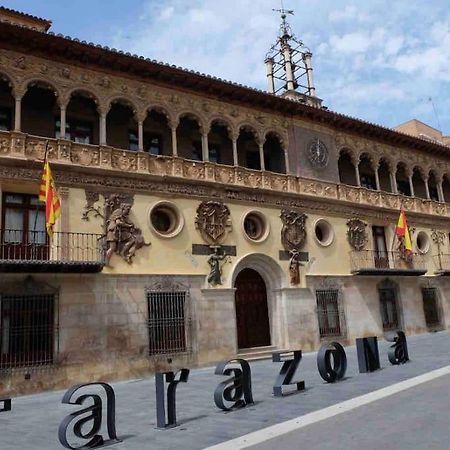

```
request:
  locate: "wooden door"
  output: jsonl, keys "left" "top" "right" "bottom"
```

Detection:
{"left": 234, "top": 268, "right": 271, "bottom": 349}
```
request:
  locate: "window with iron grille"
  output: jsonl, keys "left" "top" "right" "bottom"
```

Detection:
{"left": 378, "top": 287, "right": 399, "bottom": 331}
{"left": 316, "top": 289, "right": 343, "bottom": 338}
{"left": 146, "top": 290, "right": 190, "bottom": 356}
{"left": 421, "top": 288, "right": 440, "bottom": 328}
{"left": 0, "top": 292, "right": 57, "bottom": 370}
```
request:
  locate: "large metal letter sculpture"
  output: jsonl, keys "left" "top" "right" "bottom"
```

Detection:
{"left": 317, "top": 342, "right": 347, "bottom": 383}
{"left": 214, "top": 359, "right": 253, "bottom": 411}
{"left": 0, "top": 398, "right": 11, "bottom": 412}
{"left": 58, "top": 382, "right": 119, "bottom": 449}
{"left": 155, "top": 369, "right": 190, "bottom": 428}
{"left": 356, "top": 337, "right": 381, "bottom": 373}
{"left": 387, "top": 331, "right": 409, "bottom": 365}
{"left": 272, "top": 350, "right": 305, "bottom": 397}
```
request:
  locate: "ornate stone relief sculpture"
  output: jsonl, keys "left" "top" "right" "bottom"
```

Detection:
{"left": 104, "top": 194, "right": 150, "bottom": 265}
{"left": 280, "top": 209, "right": 307, "bottom": 285}
{"left": 195, "top": 201, "right": 231, "bottom": 245}
{"left": 195, "top": 201, "right": 231, "bottom": 285}
{"left": 346, "top": 218, "right": 368, "bottom": 251}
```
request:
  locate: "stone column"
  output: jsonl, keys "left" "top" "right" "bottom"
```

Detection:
{"left": 408, "top": 174, "right": 415, "bottom": 197}
{"left": 390, "top": 170, "right": 398, "bottom": 194}
{"left": 437, "top": 177, "right": 445, "bottom": 202}
{"left": 284, "top": 149, "right": 290, "bottom": 174}
{"left": 170, "top": 122, "right": 178, "bottom": 157}
{"left": 259, "top": 142, "right": 265, "bottom": 171}
{"left": 424, "top": 176, "right": 430, "bottom": 200}
{"left": 99, "top": 112, "right": 107, "bottom": 146}
{"left": 201, "top": 128, "right": 209, "bottom": 162}
{"left": 59, "top": 104, "right": 67, "bottom": 139}
{"left": 14, "top": 94, "right": 22, "bottom": 132}
{"left": 138, "top": 121, "right": 144, "bottom": 151}
{"left": 374, "top": 163, "right": 381, "bottom": 190}
{"left": 354, "top": 159, "right": 361, "bottom": 187}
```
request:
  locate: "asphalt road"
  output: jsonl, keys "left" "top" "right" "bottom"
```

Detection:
{"left": 251, "top": 374, "right": 450, "bottom": 450}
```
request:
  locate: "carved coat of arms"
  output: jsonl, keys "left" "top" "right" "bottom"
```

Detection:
{"left": 195, "top": 201, "right": 231, "bottom": 245}
{"left": 346, "top": 218, "right": 368, "bottom": 251}
{"left": 280, "top": 210, "right": 307, "bottom": 285}
{"left": 281, "top": 210, "right": 307, "bottom": 252}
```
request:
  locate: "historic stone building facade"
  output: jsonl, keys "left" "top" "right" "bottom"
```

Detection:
{"left": 0, "top": 7, "right": 449, "bottom": 396}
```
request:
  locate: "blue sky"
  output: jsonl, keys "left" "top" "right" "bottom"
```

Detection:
{"left": 3, "top": 0, "right": 450, "bottom": 133}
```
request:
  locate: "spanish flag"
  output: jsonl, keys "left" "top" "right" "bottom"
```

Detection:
{"left": 395, "top": 208, "right": 412, "bottom": 254}
{"left": 39, "top": 161, "right": 61, "bottom": 237}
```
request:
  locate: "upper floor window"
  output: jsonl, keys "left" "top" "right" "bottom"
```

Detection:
{"left": 397, "top": 179, "right": 411, "bottom": 196}
{"left": 56, "top": 119, "right": 93, "bottom": 144}
{"left": 0, "top": 107, "right": 12, "bottom": 131}
{"left": 191, "top": 141, "right": 202, "bottom": 161}
{"left": 209, "top": 145, "right": 221, "bottom": 164}
{"left": 246, "top": 151, "right": 260, "bottom": 170}
{"left": 360, "top": 174, "right": 377, "bottom": 190}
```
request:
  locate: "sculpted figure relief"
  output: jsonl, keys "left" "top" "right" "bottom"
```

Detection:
{"left": 346, "top": 218, "right": 368, "bottom": 251}
{"left": 104, "top": 194, "right": 150, "bottom": 265}
{"left": 280, "top": 210, "right": 307, "bottom": 285}
{"left": 207, "top": 246, "right": 228, "bottom": 286}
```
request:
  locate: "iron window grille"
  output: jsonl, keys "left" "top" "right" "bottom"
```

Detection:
{"left": 316, "top": 289, "right": 345, "bottom": 338}
{"left": 421, "top": 288, "right": 441, "bottom": 328}
{"left": 146, "top": 290, "right": 192, "bottom": 356}
{"left": 378, "top": 287, "right": 400, "bottom": 331}
{"left": 0, "top": 290, "right": 58, "bottom": 371}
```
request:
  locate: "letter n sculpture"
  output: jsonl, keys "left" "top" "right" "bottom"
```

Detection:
{"left": 58, "top": 382, "right": 120, "bottom": 449}
{"left": 214, "top": 359, "right": 253, "bottom": 411}
{"left": 356, "top": 336, "right": 381, "bottom": 373}
{"left": 155, "top": 369, "right": 190, "bottom": 428}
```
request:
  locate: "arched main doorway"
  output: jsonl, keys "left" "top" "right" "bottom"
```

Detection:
{"left": 234, "top": 268, "right": 271, "bottom": 349}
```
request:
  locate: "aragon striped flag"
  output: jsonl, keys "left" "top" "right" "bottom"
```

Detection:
{"left": 39, "top": 160, "right": 61, "bottom": 237}
{"left": 395, "top": 207, "right": 412, "bottom": 254}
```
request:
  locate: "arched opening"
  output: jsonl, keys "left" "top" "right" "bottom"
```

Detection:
{"left": 177, "top": 114, "right": 203, "bottom": 161}
{"left": 378, "top": 159, "right": 392, "bottom": 192}
{"left": 263, "top": 133, "right": 286, "bottom": 173}
{"left": 338, "top": 149, "right": 357, "bottom": 185}
{"left": 412, "top": 167, "right": 427, "bottom": 199}
{"left": 428, "top": 171, "right": 440, "bottom": 202}
{"left": 208, "top": 120, "right": 233, "bottom": 165}
{"left": 234, "top": 268, "right": 271, "bottom": 349}
{"left": 63, "top": 91, "right": 99, "bottom": 144}
{"left": 142, "top": 108, "right": 172, "bottom": 155}
{"left": 106, "top": 100, "right": 137, "bottom": 150}
{"left": 0, "top": 75, "right": 14, "bottom": 131}
{"left": 22, "top": 81, "right": 58, "bottom": 138}
{"left": 359, "top": 154, "right": 376, "bottom": 190}
{"left": 443, "top": 175, "right": 450, "bottom": 203}
{"left": 396, "top": 163, "right": 411, "bottom": 196}
{"left": 237, "top": 127, "right": 260, "bottom": 170}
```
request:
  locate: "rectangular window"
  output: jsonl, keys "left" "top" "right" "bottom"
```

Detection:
{"left": 421, "top": 288, "right": 440, "bottom": 327}
{"left": 147, "top": 290, "right": 190, "bottom": 355}
{"left": 56, "top": 119, "right": 93, "bottom": 144}
{"left": 1, "top": 193, "right": 47, "bottom": 260}
{"left": 0, "top": 293, "right": 56, "bottom": 369}
{"left": 0, "top": 107, "right": 12, "bottom": 131}
{"left": 316, "top": 289, "right": 342, "bottom": 338}
{"left": 378, "top": 287, "right": 399, "bottom": 330}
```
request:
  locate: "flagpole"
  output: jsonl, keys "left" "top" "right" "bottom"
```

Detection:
{"left": 33, "top": 140, "right": 50, "bottom": 234}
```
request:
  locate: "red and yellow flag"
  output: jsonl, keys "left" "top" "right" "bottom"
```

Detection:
{"left": 39, "top": 161, "right": 61, "bottom": 237}
{"left": 395, "top": 208, "right": 412, "bottom": 254}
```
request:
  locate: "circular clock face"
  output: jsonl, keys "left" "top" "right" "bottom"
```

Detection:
{"left": 308, "top": 138, "right": 329, "bottom": 168}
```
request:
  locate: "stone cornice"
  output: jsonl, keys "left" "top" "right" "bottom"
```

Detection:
{"left": 0, "top": 132, "right": 449, "bottom": 230}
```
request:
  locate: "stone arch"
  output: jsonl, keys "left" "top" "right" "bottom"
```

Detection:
{"left": 176, "top": 110, "right": 207, "bottom": 132}
{"left": 105, "top": 96, "right": 139, "bottom": 116}
{"left": 237, "top": 122, "right": 262, "bottom": 143}
{"left": 338, "top": 148, "right": 358, "bottom": 186}
{"left": 208, "top": 115, "right": 235, "bottom": 138}
{"left": 396, "top": 161, "right": 411, "bottom": 196}
{"left": 412, "top": 165, "right": 427, "bottom": 199}
{"left": 208, "top": 117, "right": 235, "bottom": 165}
{"left": 378, "top": 156, "right": 393, "bottom": 192}
{"left": 176, "top": 111, "right": 204, "bottom": 160}
{"left": 145, "top": 103, "right": 174, "bottom": 125}
{"left": 141, "top": 104, "right": 174, "bottom": 155}
{"left": 359, "top": 152, "right": 377, "bottom": 190}
{"left": 0, "top": 70, "right": 17, "bottom": 95}
{"left": 0, "top": 71, "right": 16, "bottom": 131}
{"left": 230, "top": 253, "right": 285, "bottom": 290}
{"left": 21, "top": 77, "right": 61, "bottom": 98}
{"left": 428, "top": 169, "right": 441, "bottom": 202}
{"left": 264, "top": 129, "right": 287, "bottom": 150}
{"left": 65, "top": 87, "right": 101, "bottom": 107}
{"left": 263, "top": 131, "right": 287, "bottom": 174}
{"left": 237, "top": 123, "right": 262, "bottom": 170}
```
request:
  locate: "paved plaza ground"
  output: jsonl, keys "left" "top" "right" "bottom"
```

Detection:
{"left": 1, "top": 330, "right": 449, "bottom": 449}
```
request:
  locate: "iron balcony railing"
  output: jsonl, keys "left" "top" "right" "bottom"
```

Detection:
{"left": 0, "top": 229, "right": 105, "bottom": 272}
{"left": 350, "top": 250, "right": 427, "bottom": 274}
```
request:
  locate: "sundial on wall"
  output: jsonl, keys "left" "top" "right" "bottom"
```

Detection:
{"left": 307, "top": 138, "right": 329, "bottom": 168}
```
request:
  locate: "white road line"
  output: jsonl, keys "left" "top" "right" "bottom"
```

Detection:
{"left": 204, "top": 365, "right": 450, "bottom": 450}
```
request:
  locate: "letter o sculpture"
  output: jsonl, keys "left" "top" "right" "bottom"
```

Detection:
{"left": 317, "top": 342, "right": 347, "bottom": 383}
